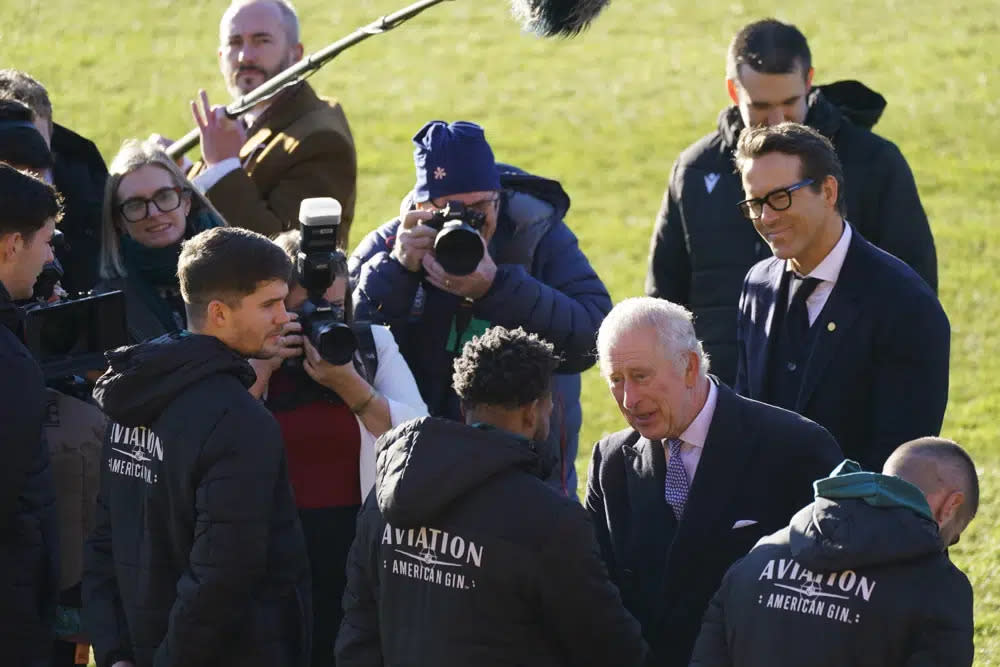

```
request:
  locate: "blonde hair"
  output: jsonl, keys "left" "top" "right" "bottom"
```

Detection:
{"left": 99, "top": 139, "right": 223, "bottom": 280}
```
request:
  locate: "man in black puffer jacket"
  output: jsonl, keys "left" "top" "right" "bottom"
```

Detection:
{"left": 0, "top": 165, "right": 61, "bottom": 666}
{"left": 690, "top": 438, "right": 978, "bottom": 667}
{"left": 646, "top": 19, "right": 936, "bottom": 385}
{"left": 336, "top": 326, "right": 647, "bottom": 667}
{"left": 83, "top": 227, "right": 311, "bottom": 667}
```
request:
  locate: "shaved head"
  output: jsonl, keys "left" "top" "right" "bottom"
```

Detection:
{"left": 883, "top": 437, "right": 979, "bottom": 545}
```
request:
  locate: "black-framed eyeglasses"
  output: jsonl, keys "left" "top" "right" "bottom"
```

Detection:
{"left": 737, "top": 178, "right": 814, "bottom": 220}
{"left": 118, "top": 186, "right": 189, "bottom": 223}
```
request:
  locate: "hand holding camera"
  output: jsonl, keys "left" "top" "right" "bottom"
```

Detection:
{"left": 422, "top": 247, "right": 497, "bottom": 300}
{"left": 392, "top": 209, "right": 438, "bottom": 272}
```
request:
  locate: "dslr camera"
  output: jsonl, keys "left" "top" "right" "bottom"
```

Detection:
{"left": 424, "top": 201, "right": 487, "bottom": 276}
{"left": 296, "top": 198, "right": 356, "bottom": 365}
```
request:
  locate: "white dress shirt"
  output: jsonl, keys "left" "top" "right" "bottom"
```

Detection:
{"left": 785, "top": 222, "right": 852, "bottom": 325}
{"left": 665, "top": 378, "right": 718, "bottom": 484}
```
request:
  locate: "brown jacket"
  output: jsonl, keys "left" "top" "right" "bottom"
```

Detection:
{"left": 190, "top": 82, "right": 357, "bottom": 246}
{"left": 44, "top": 388, "right": 104, "bottom": 591}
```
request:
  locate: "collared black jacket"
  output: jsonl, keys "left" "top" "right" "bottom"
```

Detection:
{"left": 585, "top": 382, "right": 842, "bottom": 667}
{"left": 0, "top": 284, "right": 59, "bottom": 666}
{"left": 336, "top": 417, "right": 648, "bottom": 667}
{"left": 83, "top": 332, "right": 310, "bottom": 667}
{"left": 646, "top": 81, "right": 937, "bottom": 385}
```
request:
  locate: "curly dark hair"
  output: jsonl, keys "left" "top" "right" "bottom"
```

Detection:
{"left": 452, "top": 326, "right": 561, "bottom": 409}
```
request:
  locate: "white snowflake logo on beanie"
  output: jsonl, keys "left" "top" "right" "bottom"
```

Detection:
{"left": 434, "top": 166, "right": 447, "bottom": 180}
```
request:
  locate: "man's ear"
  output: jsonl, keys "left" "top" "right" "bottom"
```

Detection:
{"left": 936, "top": 489, "right": 965, "bottom": 525}
{"left": 205, "top": 299, "right": 230, "bottom": 330}
{"left": 822, "top": 175, "right": 839, "bottom": 210}
{"left": 0, "top": 231, "right": 24, "bottom": 262}
{"left": 805, "top": 66, "right": 815, "bottom": 91}
{"left": 726, "top": 78, "right": 740, "bottom": 106}
{"left": 521, "top": 399, "right": 541, "bottom": 433}
{"left": 291, "top": 42, "right": 305, "bottom": 63}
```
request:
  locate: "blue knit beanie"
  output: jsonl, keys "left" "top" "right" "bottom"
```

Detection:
{"left": 412, "top": 120, "right": 501, "bottom": 203}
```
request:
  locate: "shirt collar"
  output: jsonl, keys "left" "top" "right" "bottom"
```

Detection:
{"left": 785, "top": 221, "right": 852, "bottom": 283}
{"left": 678, "top": 378, "right": 718, "bottom": 449}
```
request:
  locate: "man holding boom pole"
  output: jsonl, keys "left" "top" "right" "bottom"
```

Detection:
{"left": 154, "top": 0, "right": 357, "bottom": 247}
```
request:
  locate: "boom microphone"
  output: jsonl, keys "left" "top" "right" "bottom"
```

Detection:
{"left": 509, "top": 0, "right": 611, "bottom": 37}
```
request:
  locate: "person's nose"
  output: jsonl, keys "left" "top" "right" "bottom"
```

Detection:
{"left": 274, "top": 304, "right": 290, "bottom": 326}
{"left": 622, "top": 380, "right": 640, "bottom": 412}
{"left": 766, "top": 107, "right": 785, "bottom": 126}
{"left": 238, "top": 44, "right": 257, "bottom": 66}
{"left": 758, "top": 200, "right": 781, "bottom": 225}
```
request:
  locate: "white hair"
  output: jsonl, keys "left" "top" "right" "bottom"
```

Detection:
{"left": 597, "top": 297, "right": 710, "bottom": 376}
{"left": 221, "top": 0, "right": 300, "bottom": 46}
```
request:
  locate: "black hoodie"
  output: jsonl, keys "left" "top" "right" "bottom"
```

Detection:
{"left": 336, "top": 417, "right": 648, "bottom": 667}
{"left": 689, "top": 466, "right": 974, "bottom": 667}
{"left": 646, "top": 80, "right": 937, "bottom": 385}
{"left": 82, "top": 332, "right": 311, "bottom": 667}
{"left": 0, "top": 282, "right": 59, "bottom": 664}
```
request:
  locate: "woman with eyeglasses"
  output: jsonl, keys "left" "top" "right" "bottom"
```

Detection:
{"left": 96, "top": 140, "right": 225, "bottom": 342}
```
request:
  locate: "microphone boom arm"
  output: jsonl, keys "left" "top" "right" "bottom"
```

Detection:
{"left": 166, "top": 0, "right": 454, "bottom": 159}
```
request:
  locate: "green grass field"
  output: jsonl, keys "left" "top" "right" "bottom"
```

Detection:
{"left": 7, "top": 0, "right": 999, "bottom": 663}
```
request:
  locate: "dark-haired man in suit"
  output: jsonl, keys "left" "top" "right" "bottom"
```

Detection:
{"left": 585, "top": 296, "right": 842, "bottom": 667}
{"left": 733, "top": 122, "right": 950, "bottom": 471}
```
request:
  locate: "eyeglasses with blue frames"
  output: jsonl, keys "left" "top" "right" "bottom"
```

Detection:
{"left": 737, "top": 178, "right": 814, "bottom": 221}
{"left": 118, "top": 186, "right": 190, "bottom": 223}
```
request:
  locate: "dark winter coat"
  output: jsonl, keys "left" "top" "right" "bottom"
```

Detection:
{"left": 690, "top": 462, "right": 974, "bottom": 667}
{"left": 83, "top": 332, "right": 311, "bottom": 667}
{"left": 646, "top": 81, "right": 937, "bottom": 385}
{"left": 336, "top": 417, "right": 648, "bottom": 667}
{"left": 52, "top": 123, "right": 108, "bottom": 295}
{"left": 350, "top": 165, "right": 611, "bottom": 493}
{"left": 0, "top": 283, "right": 60, "bottom": 665}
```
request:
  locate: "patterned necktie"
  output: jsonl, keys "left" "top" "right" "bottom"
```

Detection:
{"left": 664, "top": 438, "right": 690, "bottom": 520}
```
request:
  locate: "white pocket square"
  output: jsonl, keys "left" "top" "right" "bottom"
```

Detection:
{"left": 732, "top": 519, "right": 759, "bottom": 529}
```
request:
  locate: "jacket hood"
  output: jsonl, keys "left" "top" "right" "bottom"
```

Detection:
{"left": 375, "top": 417, "right": 546, "bottom": 528}
{"left": 92, "top": 331, "right": 255, "bottom": 427}
{"left": 788, "top": 460, "right": 943, "bottom": 571}
{"left": 719, "top": 79, "right": 887, "bottom": 148}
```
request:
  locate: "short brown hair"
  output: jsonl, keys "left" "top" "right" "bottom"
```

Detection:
{"left": 178, "top": 227, "right": 292, "bottom": 326}
{"left": 726, "top": 19, "right": 811, "bottom": 82}
{"left": 735, "top": 122, "right": 846, "bottom": 216}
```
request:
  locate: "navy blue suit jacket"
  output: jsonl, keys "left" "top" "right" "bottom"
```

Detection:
{"left": 585, "top": 382, "right": 842, "bottom": 667}
{"left": 734, "top": 226, "right": 949, "bottom": 471}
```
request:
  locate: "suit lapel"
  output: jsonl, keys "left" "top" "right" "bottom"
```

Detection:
{"left": 622, "top": 437, "right": 672, "bottom": 567}
{"left": 796, "top": 234, "right": 865, "bottom": 411}
{"left": 663, "top": 385, "right": 760, "bottom": 589}
{"left": 748, "top": 261, "right": 787, "bottom": 398}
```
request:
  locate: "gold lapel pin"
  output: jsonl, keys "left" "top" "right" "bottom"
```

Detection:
{"left": 827, "top": 321, "right": 837, "bottom": 332}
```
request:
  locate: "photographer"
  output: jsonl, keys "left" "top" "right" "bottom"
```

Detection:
{"left": 249, "top": 227, "right": 426, "bottom": 667}
{"left": 0, "top": 163, "right": 61, "bottom": 666}
{"left": 351, "top": 120, "right": 611, "bottom": 496}
{"left": 95, "top": 140, "right": 225, "bottom": 343}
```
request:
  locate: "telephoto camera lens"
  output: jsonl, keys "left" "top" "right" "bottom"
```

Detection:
{"left": 426, "top": 201, "right": 487, "bottom": 276}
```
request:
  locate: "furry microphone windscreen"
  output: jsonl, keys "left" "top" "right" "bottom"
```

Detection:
{"left": 509, "top": 0, "right": 610, "bottom": 37}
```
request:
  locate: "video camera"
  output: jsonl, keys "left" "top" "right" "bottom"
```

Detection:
{"left": 424, "top": 201, "right": 487, "bottom": 276}
{"left": 18, "top": 230, "right": 128, "bottom": 379}
{"left": 296, "top": 197, "right": 356, "bottom": 365}
{"left": 21, "top": 291, "right": 128, "bottom": 381}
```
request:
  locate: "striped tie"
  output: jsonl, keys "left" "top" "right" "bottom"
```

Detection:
{"left": 664, "top": 438, "right": 690, "bottom": 520}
